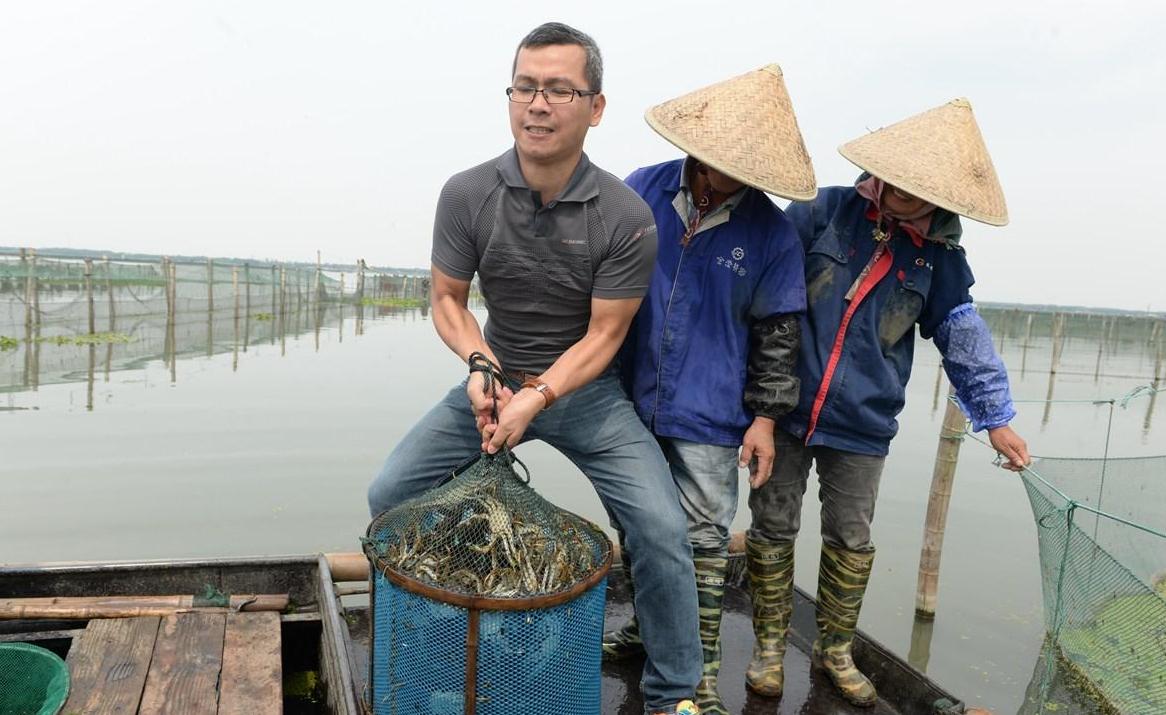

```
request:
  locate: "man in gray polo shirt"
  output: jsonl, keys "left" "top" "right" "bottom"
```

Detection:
{"left": 366, "top": 22, "right": 702, "bottom": 715}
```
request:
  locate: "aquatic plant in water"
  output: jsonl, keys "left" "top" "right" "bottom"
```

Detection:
{"left": 361, "top": 297, "right": 426, "bottom": 308}
{"left": 33, "top": 333, "right": 133, "bottom": 346}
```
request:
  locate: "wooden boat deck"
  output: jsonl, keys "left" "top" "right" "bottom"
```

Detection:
{"left": 0, "top": 555, "right": 359, "bottom": 715}
{"left": 2, "top": 553, "right": 1052, "bottom": 714}
{"left": 61, "top": 611, "right": 282, "bottom": 714}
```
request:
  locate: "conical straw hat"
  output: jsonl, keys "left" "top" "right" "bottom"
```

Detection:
{"left": 839, "top": 98, "right": 1008, "bottom": 226}
{"left": 645, "top": 64, "right": 817, "bottom": 201}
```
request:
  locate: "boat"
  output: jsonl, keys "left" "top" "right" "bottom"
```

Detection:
{"left": 0, "top": 552, "right": 969, "bottom": 714}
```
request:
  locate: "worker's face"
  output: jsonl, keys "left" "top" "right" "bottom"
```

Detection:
{"left": 699, "top": 165, "right": 745, "bottom": 195}
{"left": 881, "top": 183, "right": 933, "bottom": 216}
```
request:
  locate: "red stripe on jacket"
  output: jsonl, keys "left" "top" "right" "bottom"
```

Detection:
{"left": 804, "top": 243, "right": 894, "bottom": 443}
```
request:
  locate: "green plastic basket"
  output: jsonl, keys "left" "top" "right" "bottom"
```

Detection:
{"left": 0, "top": 643, "right": 70, "bottom": 715}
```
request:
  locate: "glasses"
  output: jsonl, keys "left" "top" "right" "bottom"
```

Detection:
{"left": 506, "top": 86, "right": 599, "bottom": 104}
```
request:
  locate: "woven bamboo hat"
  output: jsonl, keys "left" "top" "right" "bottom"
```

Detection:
{"left": 645, "top": 64, "right": 817, "bottom": 201}
{"left": 839, "top": 98, "right": 1008, "bottom": 226}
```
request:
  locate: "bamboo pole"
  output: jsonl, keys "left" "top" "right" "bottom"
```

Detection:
{"left": 315, "top": 250, "right": 322, "bottom": 306}
{"left": 207, "top": 257, "right": 215, "bottom": 312}
{"left": 338, "top": 274, "right": 346, "bottom": 343}
{"left": 169, "top": 262, "right": 178, "bottom": 383}
{"left": 0, "top": 594, "right": 289, "bottom": 620}
{"left": 1020, "top": 313, "right": 1034, "bottom": 376}
{"left": 105, "top": 257, "right": 115, "bottom": 383}
{"left": 84, "top": 258, "right": 95, "bottom": 335}
{"left": 931, "top": 362, "right": 943, "bottom": 414}
{"left": 233, "top": 266, "right": 240, "bottom": 373}
{"left": 1094, "top": 317, "right": 1106, "bottom": 382}
{"left": 1050, "top": 312, "right": 1065, "bottom": 375}
{"left": 915, "top": 388, "right": 966, "bottom": 620}
{"left": 22, "top": 248, "right": 35, "bottom": 335}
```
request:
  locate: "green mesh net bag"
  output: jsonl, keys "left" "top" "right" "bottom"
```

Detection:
{"left": 0, "top": 643, "right": 70, "bottom": 715}
{"left": 362, "top": 451, "right": 613, "bottom": 715}
{"left": 1020, "top": 455, "right": 1166, "bottom": 714}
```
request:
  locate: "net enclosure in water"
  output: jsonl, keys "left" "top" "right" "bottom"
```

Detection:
{"left": 1020, "top": 452, "right": 1166, "bottom": 714}
{"left": 363, "top": 452, "right": 612, "bottom": 715}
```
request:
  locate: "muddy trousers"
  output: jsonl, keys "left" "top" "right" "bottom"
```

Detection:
{"left": 747, "top": 428, "right": 884, "bottom": 706}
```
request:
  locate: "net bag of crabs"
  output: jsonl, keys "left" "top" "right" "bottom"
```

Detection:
{"left": 362, "top": 451, "right": 613, "bottom": 715}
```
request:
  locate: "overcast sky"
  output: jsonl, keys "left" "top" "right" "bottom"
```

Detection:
{"left": 1, "top": 1, "right": 1163, "bottom": 311}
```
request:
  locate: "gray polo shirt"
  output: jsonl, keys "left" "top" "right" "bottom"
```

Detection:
{"left": 432, "top": 148, "right": 658, "bottom": 373}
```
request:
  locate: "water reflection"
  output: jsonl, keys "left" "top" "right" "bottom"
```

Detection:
{"left": 1, "top": 267, "right": 434, "bottom": 407}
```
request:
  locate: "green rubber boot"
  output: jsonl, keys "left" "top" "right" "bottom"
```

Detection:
{"left": 744, "top": 538, "right": 795, "bottom": 698}
{"left": 602, "top": 543, "right": 644, "bottom": 660}
{"left": 693, "top": 554, "right": 729, "bottom": 715}
{"left": 812, "top": 544, "right": 878, "bottom": 707}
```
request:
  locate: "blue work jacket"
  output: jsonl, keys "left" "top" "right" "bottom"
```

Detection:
{"left": 622, "top": 159, "right": 806, "bottom": 447}
{"left": 780, "top": 184, "right": 976, "bottom": 455}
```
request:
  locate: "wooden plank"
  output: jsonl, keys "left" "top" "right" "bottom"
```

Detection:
{"left": 138, "top": 612, "right": 225, "bottom": 715}
{"left": 62, "top": 616, "right": 160, "bottom": 714}
{"left": 218, "top": 612, "right": 282, "bottom": 715}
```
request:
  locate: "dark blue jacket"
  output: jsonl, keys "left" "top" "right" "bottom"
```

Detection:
{"left": 622, "top": 160, "right": 806, "bottom": 447}
{"left": 780, "top": 184, "right": 979, "bottom": 455}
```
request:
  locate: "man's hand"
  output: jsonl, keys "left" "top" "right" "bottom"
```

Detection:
{"left": 467, "top": 371, "right": 513, "bottom": 438}
{"left": 481, "top": 387, "right": 544, "bottom": 454}
{"left": 988, "top": 425, "right": 1030, "bottom": 471}
{"left": 740, "top": 416, "right": 776, "bottom": 489}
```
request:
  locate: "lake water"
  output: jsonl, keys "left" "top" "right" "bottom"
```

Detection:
{"left": 1, "top": 280, "right": 1162, "bottom": 714}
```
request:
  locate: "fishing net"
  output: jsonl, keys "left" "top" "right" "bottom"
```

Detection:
{"left": 1019, "top": 449, "right": 1166, "bottom": 713}
{"left": 0, "top": 643, "right": 70, "bottom": 715}
{"left": 363, "top": 451, "right": 612, "bottom": 715}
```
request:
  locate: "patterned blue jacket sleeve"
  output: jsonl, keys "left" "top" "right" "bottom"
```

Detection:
{"left": 933, "top": 303, "right": 1017, "bottom": 431}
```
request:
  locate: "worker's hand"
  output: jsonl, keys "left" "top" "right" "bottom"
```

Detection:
{"left": 482, "top": 387, "right": 543, "bottom": 454}
{"left": 988, "top": 425, "right": 1030, "bottom": 471}
{"left": 740, "top": 416, "right": 776, "bottom": 489}
{"left": 467, "top": 371, "right": 512, "bottom": 438}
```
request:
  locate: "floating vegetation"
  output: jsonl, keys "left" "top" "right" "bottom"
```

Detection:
{"left": 361, "top": 297, "right": 426, "bottom": 308}
{"left": 32, "top": 332, "right": 133, "bottom": 346}
{"left": 0, "top": 336, "right": 17, "bottom": 351}
{"left": 254, "top": 312, "right": 275, "bottom": 321}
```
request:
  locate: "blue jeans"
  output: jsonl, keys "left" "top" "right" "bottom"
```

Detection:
{"left": 657, "top": 437, "right": 740, "bottom": 556}
{"left": 747, "top": 428, "right": 884, "bottom": 552}
{"left": 368, "top": 372, "right": 702, "bottom": 711}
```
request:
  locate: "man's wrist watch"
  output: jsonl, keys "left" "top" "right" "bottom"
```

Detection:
{"left": 520, "top": 379, "right": 557, "bottom": 409}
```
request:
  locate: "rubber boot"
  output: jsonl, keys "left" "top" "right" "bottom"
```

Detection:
{"left": 693, "top": 554, "right": 729, "bottom": 715}
{"left": 812, "top": 544, "right": 878, "bottom": 707}
{"left": 744, "top": 538, "right": 795, "bottom": 697}
{"left": 602, "top": 542, "right": 644, "bottom": 660}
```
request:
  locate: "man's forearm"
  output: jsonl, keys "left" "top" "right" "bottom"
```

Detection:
{"left": 519, "top": 296, "right": 640, "bottom": 402}
{"left": 538, "top": 328, "right": 625, "bottom": 399}
{"left": 432, "top": 294, "right": 494, "bottom": 364}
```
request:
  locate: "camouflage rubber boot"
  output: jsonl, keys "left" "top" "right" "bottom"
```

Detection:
{"left": 812, "top": 544, "right": 878, "bottom": 707}
{"left": 693, "top": 554, "right": 729, "bottom": 715}
{"left": 602, "top": 543, "right": 644, "bottom": 660}
{"left": 744, "top": 538, "right": 795, "bottom": 698}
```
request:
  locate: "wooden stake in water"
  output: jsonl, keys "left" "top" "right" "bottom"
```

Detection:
{"left": 1050, "top": 312, "right": 1065, "bottom": 375}
{"left": 338, "top": 274, "right": 346, "bottom": 343}
{"left": 915, "top": 388, "right": 966, "bottom": 620}
{"left": 315, "top": 250, "right": 323, "bottom": 305}
{"left": 207, "top": 258, "right": 214, "bottom": 313}
{"left": 104, "top": 256, "right": 115, "bottom": 382}
{"left": 1021, "top": 313, "right": 1034, "bottom": 376}
{"left": 84, "top": 258, "right": 95, "bottom": 336}
{"left": 22, "top": 248, "right": 36, "bottom": 334}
